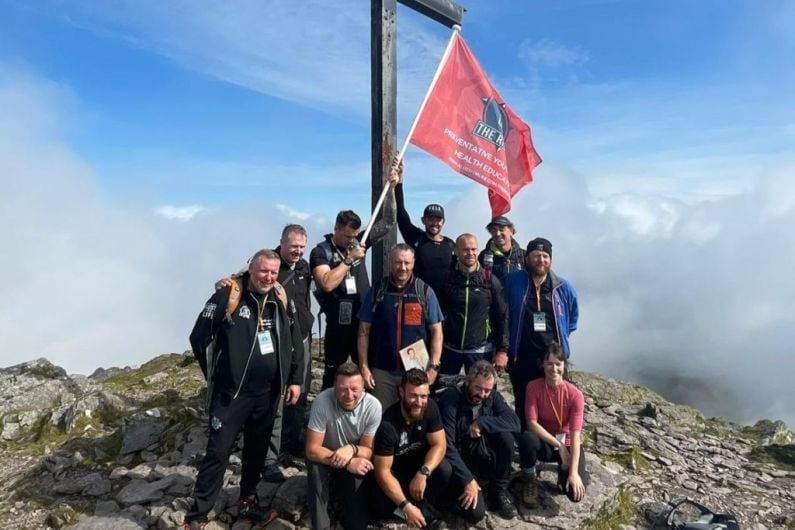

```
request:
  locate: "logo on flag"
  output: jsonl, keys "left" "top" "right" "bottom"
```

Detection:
{"left": 473, "top": 98, "right": 508, "bottom": 151}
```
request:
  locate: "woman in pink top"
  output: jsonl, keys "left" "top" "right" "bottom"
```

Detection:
{"left": 519, "top": 342, "right": 588, "bottom": 507}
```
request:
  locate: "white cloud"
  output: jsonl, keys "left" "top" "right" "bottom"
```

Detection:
{"left": 519, "top": 39, "right": 589, "bottom": 68}
{"left": 154, "top": 204, "right": 205, "bottom": 222}
{"left": 30, "top": 1, "right": 448, "bottom": 122}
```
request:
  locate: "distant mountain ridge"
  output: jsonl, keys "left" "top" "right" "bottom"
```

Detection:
{"left": 0, "top": 350, "right": 793, "bottom": 529}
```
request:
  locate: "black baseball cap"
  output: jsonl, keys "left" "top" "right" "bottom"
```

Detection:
{"left": 423, "top": 204, "right": 445, "bottom": 219}
{"left": 486, "top": 215, "right": 514, "bottom": 231}
{"left": 526, "top": 237, "right": 552, "bottom": 256}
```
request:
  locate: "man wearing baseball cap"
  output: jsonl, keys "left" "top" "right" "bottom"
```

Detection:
{"left": 501, "top": 237, "right": 579, "bottom": 430}
{"left": 478, "top": 216, "right": 526, "bottom": 280}
{"left": 394, "top": 168, "right": 456, "bottom": 297}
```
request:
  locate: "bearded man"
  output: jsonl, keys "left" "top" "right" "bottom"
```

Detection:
{"left": 438, "top": 361, "right": 536, "bottom": 522}
{"left": 305, "top": 362, "right": 382, "bottom": 530}
{"left": 503, "top": 237, "right": 579, "bottom": 430}
{"left": 371, "top": 369, "right": 452, "bottom": 528}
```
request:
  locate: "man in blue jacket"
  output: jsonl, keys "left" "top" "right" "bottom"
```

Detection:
{"left": 438, "top": 361, "right": 533, "bottom": 522}
{"left": 502, "top": 237, "right": 579, "bottom": 430}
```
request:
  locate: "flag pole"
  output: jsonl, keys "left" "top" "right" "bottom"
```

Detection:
{"left": 361, "top": 24, "right": 462, "bottom": 245}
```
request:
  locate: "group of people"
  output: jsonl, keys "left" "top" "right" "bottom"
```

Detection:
{"left": 185, "top": 168, "right": 587, "bottom": 529}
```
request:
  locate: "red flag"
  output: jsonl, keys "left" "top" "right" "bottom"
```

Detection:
{"left": 409, "top": 34, "right": 542, "bottom": 217}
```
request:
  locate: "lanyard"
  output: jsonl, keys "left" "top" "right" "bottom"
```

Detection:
{"left": 544, "top": 383, "right": 566, "bottom": 433}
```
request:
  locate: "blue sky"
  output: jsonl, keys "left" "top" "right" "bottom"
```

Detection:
{"left": 1, "top": 1, "right": 794, "bottom": 425}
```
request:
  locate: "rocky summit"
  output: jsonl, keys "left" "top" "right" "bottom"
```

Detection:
{"left": 1, "top": 348, "right": 793, "bottom": 530}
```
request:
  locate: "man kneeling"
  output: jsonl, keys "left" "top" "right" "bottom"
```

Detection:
{"left": 306, "top": 363, "right": 382, "bottom": 530}
{"left": 438, "top": 361, "right": 532, "bottom": 522}
{"left": 372, "top": 369, "right": 451, "bottom": 528}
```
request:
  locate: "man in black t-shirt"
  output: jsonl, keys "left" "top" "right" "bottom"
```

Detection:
{"left": 311, "top": 171, "right": 398, "bottom": 390}
{"left": 372, "top": 369, "right": 452, "bottom": 527}
{"left": 394, "top": 165, "right": 455, "bottom": 298}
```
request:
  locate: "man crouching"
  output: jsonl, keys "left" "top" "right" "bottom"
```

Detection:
{"left": 306, "top": 362, "right": 382, "bottom": 530}
{"left": 438, "top": 361, "right": 531, "bottom": 522}
{"left": 371, "top": 369, "right": 451, "bottom": 528}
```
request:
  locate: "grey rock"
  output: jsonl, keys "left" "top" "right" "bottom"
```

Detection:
{"left": 94, "top": 500, "right": 120, "bottom": 516}
{"left": 116, "top": 477, "right": 175, "bottom": 506}
{"left": 120, "top": 419, "right": 165, "bottom": 455}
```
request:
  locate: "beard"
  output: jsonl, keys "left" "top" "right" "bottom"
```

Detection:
{"left": 401, "top": 397, "right": 427, "bottom": 421}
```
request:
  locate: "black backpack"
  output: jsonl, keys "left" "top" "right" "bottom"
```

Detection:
{"left": 652, "top": 498, "right": 740, "bottom": 530}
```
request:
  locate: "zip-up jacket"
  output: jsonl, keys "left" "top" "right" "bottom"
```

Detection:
{"left": 274, "top": 246, "right": 314, "bottom": 340}
{"left": 438, "top": 265, "right": 508, "bottom": 352}
{"left": 438, "top": 384, "right": 520, "bottom": 487}
{"left": 478, "top": 238, "right": 525, "bottom": 280}
{"left": 190, "top": 274, "right": 305, "bottom": 399}
{"left": 503, "top": 269, "right": 578, "bottom": 360}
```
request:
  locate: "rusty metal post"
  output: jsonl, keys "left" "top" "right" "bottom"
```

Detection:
{"left": 371, "top": 0, "right": 398, "bottom": 281}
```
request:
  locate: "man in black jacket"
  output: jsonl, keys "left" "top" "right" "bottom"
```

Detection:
{"left": 186, "top": 249, "right": 304, "bottom": 528}
{"left": 213, "top": 224, "right": 313, "bottom": 481}
{"left": 478, "top": 216, "right": 525, "bottom": 280}
{"left": 438, "top": 361, "right": 532, "bottom": 522}
{"left": 438, "top": 233, "right": 509, "bottom": 376}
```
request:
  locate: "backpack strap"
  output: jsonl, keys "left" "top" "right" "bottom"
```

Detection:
{"left": 224, "top": 278, "right": 243, "bottom": 322}
{"left": 272, "top": 282, "right": 289, "bottom": 313}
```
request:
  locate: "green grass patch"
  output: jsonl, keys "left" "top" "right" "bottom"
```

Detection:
{"left": 748, "top": 444, "right": 795, "bottom": 471}
{"left": 584, "top": 486, "right": 635, "bottom": 530}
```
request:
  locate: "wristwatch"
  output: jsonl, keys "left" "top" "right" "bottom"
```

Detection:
{"left": 419, "top": 465, "right": 431, "bottom": 477}
{"left": 343, "top": 256, "right": 354, "bottom": 266}
{"left": 426, "top": 362, "right": 441, "bottom": 372}
{"left": 398, "top": 499, "right": 410, "bottom": 512}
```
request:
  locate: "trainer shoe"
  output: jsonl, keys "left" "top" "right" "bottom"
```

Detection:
{"left": 522, "top": 473, "right": 540, "bottom": 509}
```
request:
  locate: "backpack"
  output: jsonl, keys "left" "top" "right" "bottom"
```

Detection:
{"left": 652, "top": 497, "right": 740, "bottom": 530}
{"left": 372, "top": 276, "right": 429, "bottom": 317}
{"left": 223, "top": 277, "right": 288, "bottom": 322}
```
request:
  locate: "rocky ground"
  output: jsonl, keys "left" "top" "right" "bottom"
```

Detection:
{"left": 0, "top": 347, "right": 793, "bottom": 529}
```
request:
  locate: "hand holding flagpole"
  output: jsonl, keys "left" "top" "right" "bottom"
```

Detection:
{"left": 360, "top": 25, "right": 462, "bottom": 245}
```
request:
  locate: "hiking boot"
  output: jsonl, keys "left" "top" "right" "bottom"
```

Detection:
{"left": 238, "top": 495, "right": 268, "bottom": 523}
{"left": 522, "top": 473, "right": 540, "bottom": 509}
{"left": 489, "top": 491, "right": 518, "bottom": 520}
{"left": 182, "top": 521, "right": 208, "bottom": 530}
{"left": 261, "top": 463, "right": 286, "bottom": 482}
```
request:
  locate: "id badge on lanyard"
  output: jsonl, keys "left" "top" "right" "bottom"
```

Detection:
{"left": 258, "top": 330, "right": 275, "bottom": 355}
{"left": 533, "top": 312, "right": 546, "bottom": 332}
{"left": 344, "top": 273, "right": 357, "bottom": 295}
{"left": 555, "top": 432, "right": 566, "bottom": 447}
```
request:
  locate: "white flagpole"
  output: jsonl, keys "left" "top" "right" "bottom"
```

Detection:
{"left": 361, "top": 24, "right": 462, "bottom": 245}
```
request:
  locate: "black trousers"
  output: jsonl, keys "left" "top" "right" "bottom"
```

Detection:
{"left": 307, "top": 461, "right": 369, "bottom": 530}
{"left": 370, "top": 459, "right": 453, "bottom": 522}
{"left": 454, "top": 430, "right": 535, "bottom": 523}
{"left": 186, "top": 389, "right": 278, "bottom": 522}
{"left": 322, "top": 320, "right": 358, "bottom": 390}
{"left": 508, "top": 360, "right": 544, "bottom": 432}
{"left": 520, "top": 430, "right": 589, "bottom": 503}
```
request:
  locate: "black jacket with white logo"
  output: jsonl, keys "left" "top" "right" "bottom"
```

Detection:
{"left": 190, "top": 274, "right": 305, "bottom": 399}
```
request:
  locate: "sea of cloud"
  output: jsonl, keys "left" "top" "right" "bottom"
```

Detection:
{"left": 2, "top": 67, "right": 793, "bottom": 429}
